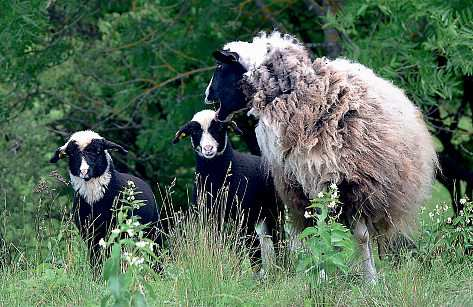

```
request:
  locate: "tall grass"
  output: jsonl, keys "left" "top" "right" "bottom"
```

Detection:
{"left": 162, "top": 207, "right": 248, "bottom": 304}
{"left": 0, "top": 179, "right": 472, "bottom": 306}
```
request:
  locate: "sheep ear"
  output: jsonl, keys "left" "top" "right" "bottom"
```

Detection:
{"left": 50, "top": 147, "right": 66, "bottom": 163}
{"left": 212, "top": 50, "right": 239, "bottom": 64}
{"left": 172, "top": 124, "right": 190, "bottom": 144}
{"left": 102, "top": 139, "right": 128, "bottom": 155}
{"left": 228, "top": 121, "right": 243, "bottom": 135}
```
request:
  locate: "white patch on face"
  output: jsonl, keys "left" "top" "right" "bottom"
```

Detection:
{"left": 59, "top": 130, "right": 103, "bottom": 152}
{"left": 199, "top": 131, "right": 218, "bottom": 158}
{"left": 191, "top": 110, "right": 221, "bottom": 159}
{"left": 204, "top": 76, "right": 213, "bottom": 104}
{"left": 192, "top": 110, "right": 216, "bottom": 128}
{"left": 79, "top": 157, "right": 89, "bottom": 179}
{"left": 70, "top": 152, "right": 112, "bottom": 204}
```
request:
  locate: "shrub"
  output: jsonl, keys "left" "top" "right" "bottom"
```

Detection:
{"left": 418, "top": 196, "right": 473, "bottom": 263}
{"left": 297, "top": 184, "right": 355, "bottom": 281}
{"left": 100, "top": 180, "right": 160, "bottom": 307}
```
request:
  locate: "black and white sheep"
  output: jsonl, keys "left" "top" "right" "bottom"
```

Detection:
{"left": 50, "top": 130, "right": 161, "bottom": 266}
{"left": 204, "top": 32, "right": 438, "bottom": 282}
{"left": 172, "top": 110, "right": 285, "bottom": 271}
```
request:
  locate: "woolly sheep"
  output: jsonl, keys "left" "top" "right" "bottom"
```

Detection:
{"left": 173, "top": 110, "right": 285, "bottom": 272}
{"left": 204, "top": 32, "right": 438, "bottom": 282}
{"left": 50, "top": 130, "right": 162, "bottom": 266}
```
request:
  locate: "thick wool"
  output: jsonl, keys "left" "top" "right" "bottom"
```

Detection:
{"left": 237, "top": 34, "right": 438, "bottom": 237}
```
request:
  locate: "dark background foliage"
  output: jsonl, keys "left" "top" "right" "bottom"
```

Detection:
{"left": 0, "top": 0, "right": 471, "bottom": 260}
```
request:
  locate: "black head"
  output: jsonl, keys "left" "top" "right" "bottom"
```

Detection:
{"left": 205, "top": 49, "right": 248, "bottom": 122}
{"left": 50, "top": 131, "right": 127, "bottom": 181}
{"left": 172, "top": 110, "right": 242, "bottom": 159}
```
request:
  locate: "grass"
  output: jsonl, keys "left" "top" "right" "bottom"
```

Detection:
{"left": 1, "top": 182, "right": 472, "bottom": 306}
{"left": 2, "top": 252, "right": 472, "bottom": 306}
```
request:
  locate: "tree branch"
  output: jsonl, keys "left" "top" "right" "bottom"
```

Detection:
{"left": 254, "top": 0, "right": 288, "bottom": 33}
{"left": 303, "top": 0, "right": 343, "bottom": 58}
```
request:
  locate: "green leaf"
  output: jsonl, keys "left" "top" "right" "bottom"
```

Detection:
{"left": 300, "top": 227, "right": 319, "bottom": 239}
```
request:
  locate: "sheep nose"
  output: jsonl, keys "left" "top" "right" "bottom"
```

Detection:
{"left": 80, "top": 169, "right": 88, "bottom": 177}
{"left": 203, "top": 145, "right": 214, "bottom": 152}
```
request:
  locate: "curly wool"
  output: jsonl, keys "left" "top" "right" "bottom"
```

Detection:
{"left": 242, "top": 39, "right": 438, "bottom": 235}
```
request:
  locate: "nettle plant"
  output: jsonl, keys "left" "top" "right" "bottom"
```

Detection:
{"left": 100, "top": 181, "right": 160, "bottom": 307}
{"left": 297, "top": 184, "right": 355, "bottom": 280}
{"left": 420, "top": 197, "right": 473, "bottom": 261}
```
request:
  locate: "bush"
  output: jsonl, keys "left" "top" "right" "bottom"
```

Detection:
{"left": 297, "top": 184, "right": 355, "bottom": 281}
{"left": 418, "top": 196, "right": 473, "bottom": 263}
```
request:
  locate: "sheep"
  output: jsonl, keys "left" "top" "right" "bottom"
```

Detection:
{"left": 172, "top": 109, "right": 285, "bottom": 272}
{"left": 204, "top": 32, "right": 438, "bottom": 282}
{"left": 50, "top": 130, "right": 161, "bottom": 267}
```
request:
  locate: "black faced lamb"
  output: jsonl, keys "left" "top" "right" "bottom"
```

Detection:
{"left": 172, "top": 109, "right": 285, "bottom": 272}
{"left": 204, "top": 32, "right": 438, "bottom": 282}
{"left": 50, "top": 130, "right": 161, "bottom": 266}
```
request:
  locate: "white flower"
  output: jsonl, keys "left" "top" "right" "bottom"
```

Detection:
{"left": 130, "top": 257, "right": 144, "bottom": 266}
{"left": 319, "top": 269, "right": 327, "bottom": 281}
{"left": 460, "top": 198, "right": 467, "bottom": 205}
{"left": 98, "top": 238, "right": 107, "bottom": 248}
{"left": 133, "top": 221, "right": 140, "bottom": 227}
{"left": 123, "top": 252, "right": 132, "bottom": 262}
{"left": 330, "top": 190, "right": 338, "bottom": 199}
{"left": 447, "top": 217, "right": 452, "bottom": 224}
{"left": 428, "top": 212, "right": 434, "bottom": 219}
{"left": 127, "top": 180, "right": 135, "bottom": 187}
{"left": 317, "top": 192, "right": 324, "bottom": 198}
{"left": 127, "top": 229, "right": 135, "bottom": 237}
{"left": 330, "top": 183, "right": 337, "bottom": 190}
{"left": 112, "top": 228, "right": 121, "bottom": 235}
{"left": 328, "top": 201, "right": 337, "bottom": 208}
{"left": 126, "top": 219, "right": 133, "bottom": 225}
{"left": 136, "top": 241, "right": 148, "bottom": 248}
{"left": 304, "top": 211, "right": 312, "bottom": 219}
{"left": 460, "top": 210, "right": 464, "bottom": 216}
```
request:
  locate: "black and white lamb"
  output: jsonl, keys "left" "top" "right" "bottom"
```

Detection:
{"left": 204, "top": 32, "right": 438, "bottom": 282}
{"left": 172, "top": 110, "right": 285, "bottom": 271}
{"left": 50, "top": 130, "right": 161, "bottom": 266}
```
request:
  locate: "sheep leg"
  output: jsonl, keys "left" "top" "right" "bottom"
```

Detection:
{"left": 353, "top": 218, "right": 377, "bottom": 283}
{"left": 244, "top": 230, "right": 263, "bottom": 274}
{"left": 272, "top": 167, "right": 309, "bottom": 233}
{"left": 377, "top": 235, "right": 387, "bottom": 260}
{"left": 265, "top": 215, "right": 286, "bottom": 268}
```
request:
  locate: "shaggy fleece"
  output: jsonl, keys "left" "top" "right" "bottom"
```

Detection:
{"left": 241, "top": 37, "right": 438, "bottom": 235}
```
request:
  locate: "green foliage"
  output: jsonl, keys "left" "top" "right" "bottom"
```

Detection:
{"left": 101, "top": 181, "right": 160, "bottom": 307}
{"left": 297, "top": 184, "right": 355, "bottom": 280}
{"left": 419, "top": 196, "right": 473, "bottom": 262}
{"left": 2, "top": 194, "right": 473, "bottom": 306}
